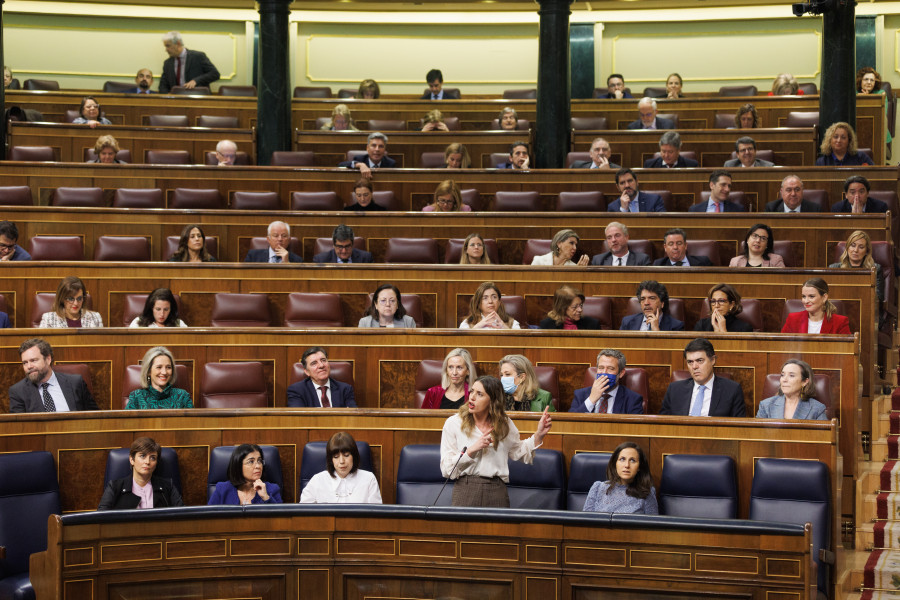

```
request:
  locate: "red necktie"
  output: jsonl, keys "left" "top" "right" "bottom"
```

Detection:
{"left": 597, "top": 393, "right": 610, "bottom": 414}
{"left": 175, "top": 57, "right": 182, "bottom": 86}
{"left": 319, "top": 386, "right": 330, "bottom": 408}
{"left": 715, "top": 202, "right": 721, "bottom": 213}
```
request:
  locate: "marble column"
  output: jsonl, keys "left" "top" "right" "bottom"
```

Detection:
{"left": 534, "top": 0, "right": 573, "bottom": 168}
{"left": 256, "top": 0, "right": 294, "bottom": 166}
{"left": 819, "top": 1, "right": 856, "bottom": 148}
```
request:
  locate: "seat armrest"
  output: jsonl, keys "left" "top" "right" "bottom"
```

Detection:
{"left": 818, "top": 548, "right": 835, "bottom": 565}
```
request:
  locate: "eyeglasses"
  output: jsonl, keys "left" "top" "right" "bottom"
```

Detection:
{"left": 243, "top": 458, "right": 265, "bottom": 467}
{"left": 0, "top": 242, "right": 15, "bottom": 251}
{"left": 333, "top": 243, "right": 353, "bottom": 250}
{"left": 749, "top": 233, "right": 769, "bottom": 242}
{"left": 378, "top": 298, "right": 398, "bottom": 306}
{"left": 709, "top": 299, "right": 731, "bottom": 305}
{"left": 65, "top": 296, "right": 84, "bottom": 304}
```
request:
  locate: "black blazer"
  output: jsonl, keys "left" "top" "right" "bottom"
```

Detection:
{"left": 652, "top": 255, "right": 713, "bottom": 267}
{"left": 420, "top": 89, "right": 461, "bottom": 99}
{"left": 626, "top": 117, "right": 675, "bottom": 130}
{"left": 98, "top": 475, "right": 183, "bottom": 510}
{"left": 244, "top": 248, "right": 303, "bottom": 263}
{"left": 313, "top": 248, "right": 374, "bottom": 264}
{"left": 590, "top": 251, "right": 651, "bottom": 266}
{"left": 569, "top": 160, "right": 622, "bottom": 170}
{"left": 286, "top": 378, "right": 357, "bottom": 408}
{"left": 338, "top": 155, "right": 397, "bottom": 169}
{"left": 693, "top": 315, "right": 754, "bottom": 332}
{"left": 159, "top": 49, "right": 220, "bottom": 93}
{"left": 643, "top": 156, "right": 699, "bottom": 168}
{"left": 830, "top": 197, "right": 889, "bottom": 214}
{"left": 9, "top": 371, "right": 98, "bottom": 413}
{"left": 764, "top": 199, "right": 822, "bottom": 213}
{"left": 538, "top": 316, "right": 602, "bottom": 330}
{"left": 660, "top": 377, "right": 746, "bottom": 417}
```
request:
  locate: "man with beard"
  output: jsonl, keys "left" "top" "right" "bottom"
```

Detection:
{"left": 9, "top": 338, "right": 98, "bottom": 412}
{"left": 125, "top": 68, "right": 156, "bottom": 94}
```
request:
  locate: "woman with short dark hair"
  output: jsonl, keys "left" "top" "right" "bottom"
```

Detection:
{"left": 208, "top": 444, "right": 282, "bottom": 505}
{"left": 98, "top": 437, "right": 183, "bottom": 510}
{"left": 39, "top": 276, "right": 103, "bottom": 328}
{"left": 299, "top": 432, "right": 382, "bottom": 503}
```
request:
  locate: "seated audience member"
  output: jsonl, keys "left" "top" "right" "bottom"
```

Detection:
{"left": 734, "top": 103, "right": 761, "bottom": 128}
{"left": 729, "top": 223, "right": 784, "bottom": 267}
{"left": 499, "top": 354, "right": 555, "bottom": 412}
{"left": 627, "top": 97, "right": 674, "bottom": 130}
{"left": 129, "top": 288, "right": 188, "bottom": 328}
{"left": 439, "top": 375, "right": 553, "bottom": 508}
{"left": 694, "top": 284, "right": 753, "bottom": 333}
{"left": 665, "top": 73, "right": 684, "bottom": 98}
{"left": 344, "top": 178, "right": 386, "bottom": 212}
{"left": 691, "top": 170, "right": 743, "bottom": 213}
{"left": 73, "top": 96, "right": 111, "bottom": 128}
{"left": 423, "top": 179, "right": 471, "bottom": 212}
{"left": 583, "top": 442, "right": 657, "bottom": 514}
{"left": 829, "top": 230, "right": 883, "bottom": 303}
{"left": 4, "top": 66, "right": 12, "bottom": 88}
{"left": 781, "top": 277, "right": 851, "bottom": 334}
{"left": 208, "top": 444, "right": 282, "bottom": 505}
{"left": 497, "top": 141, "right": 530, "bottom": 170}
{"left": 9, "top": 338, "right": 99, "bottom": 413}
{"left": 356, "top": 78, "right": 380, "bottom": 99}
{"left": 591, "top": 221, "right": 651, "bottom": 266}
{"left": 169, "top": 224, "right": 216, "bottom": 262}
{"left": 460, "top": 281, "right": 520, "bottom": 329}
{"left": 422, "top": 348, "right": 477, "bottom": 409}
{"left": 98, "top": 437, "right": 183, "bottom": 510}
{"left": 89, "top": 135, "right": 125, "bottom": 164}
{"left": 531, "top": 228, "right": 589, "bottom": 266}
{"left": 443, "top": 143, "right": 471, "bottom": 169}
{"left": 287, "top": 346, "right": 357, "bottom": 408}
{"left": 320, "top": 103, "right": 358, "bottom": 131}
{"left": 653, "top": 228, "right": 713, "bottom": 267}
{"left": 571, "top": 137, "right": 620, "bottom": 170}
{"left": 765, "top": 175, "right": 820, "bottom": 213}
{"left": 214, "top": 140, "right": 237, "bottom": 166}
{"left": 420, "top": 109, "right": 449, "bottom": 132}
{"left": 358, "top": 283, "right": 416, "bottom": 328}
{"left": 0, "top": 220, "right": 31, "bottom": 261}
{"left": 39, "top": 276, "right": 104, "bottom": 328}
{"left": 421, "top": 68, "right": 459, "bottom": 100}
{"left": 313, "top": 224, "right": 373, "bottom": 264}
{"left": 858, "top": 66, "right": 885, "bottom": 95}
{"left": 244, "top": 221, "right": 302, "bottom": 263}
{"left": 757, "top": 359, "right": 827, "bottom": 420}
{"left": 601, "top": 74, "right": 633, "bottom": 99}
{"left": 816, "top": 122, "right": 873, "bottom": 166}
{"left": 607, "top": 168, "right": 665, "bottom": 212}
{"left": 459, "top": 233, "right": 491, "bottom": 265}
{"left": 126, "top": 68, "right": 155, "bottom": 94}
{"left": 769, "top": 73, "right": 801, "bottom": 96}
{"left": 126, "top": 346, "right": 193, "bottom": 409}
{"left": 643, "top": 131, "right": 698, "bottom": 168}
{"left": 0, "top": 310, "right": 9, "bottom": 328}
{"left": 724, "top": 136, "right": 775, "bottom": 167}
{"left": 299, "top": 432, "right": 382, "bottom": 504}
{"left": 539, "top": 285, "right": 601, "bottom": 330}
{"left": 497, "top": 107, "right": 521, "bottom": 131}
{"left": 832, "top": 175, "right": 886, "bottom": 213}
{"left": 620, "top": 280, "right": 684, "bottom": 332}
{"left": 339, "top": 132, "right": 396, "bottom": 178}
{"left": 660, "top": 338, "right": 746, "bottom": 417}
{"left": 569, "top": 349, "right": 644, "bottom": 414}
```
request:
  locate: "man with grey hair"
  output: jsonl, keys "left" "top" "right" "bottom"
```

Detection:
{"left": 643, "top": 131, "right": 698, "bottom": 168}
{"left": 339, "top": 132, "right": 396, "bottom": 178}
{"left": 627, "top": 97, "right": 675, "bottom": 130}
{"left": 159, "top": 31, "right": 220, "bottom": 93}
{"left": 724, "top": 136, "right": 775, "bottom": 168}
{"left": 764, "top": 174, "right": 821, "bottom": 212}
{"left": 244, "top": 221, "right": 302, "bottom": 263}
{"left": 313, "top": 224, "right": 374, "bottom": 264}
{"left": 568, "top": 349, "right": 644, "bottom": 414}
{"left": 215, "top": 140, "right": 237, "bottom": 166}
{"left": 590, "top": 222, "right": 651, "bottom": 266}
{"left": 570, "top": 137, "right": 620, "bottom": 169}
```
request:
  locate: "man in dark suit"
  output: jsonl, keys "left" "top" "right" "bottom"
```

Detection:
{"left": 619, "top": 280, "right": 684, "bottom": 332}
{"left": 831, "top": 175, "right": 888, "bottom": 213}
{"left": 569, "top": 349, "right": 644, "bottom": 414}
{"left": 159, "top": 31, "right": 220, "bottom": 93}
{"left": 723, "top": 136, "right": 774, "bottom": 168}
{"left": 287, "top": 347, "right": 357, "bottom": 408}
{"left": 420, "top": 69, "right": 460, "bottom": 100}
{"left": 338, "top": 132, "right": 396, "bottom": 178}
{"left": 652, "top": 228, "right": 713, "bottom": 267}
{"left": 9, "top": 338, "right": 98, "bottom": 413}
{"left": 496, "top": 141, "right": 530, "bottom": 170}
{"left": 570, "top": 137, "right": 621, "bottom": 170}
{"left": 590, "top": 222, "right": 651, "bottom": 266}
{"left": 764, "top": 175, "right": 821, "bottom": 213}
{"left": 244, "top": 221, "right": 303, "bottom": 263}
{"left": 626, "top": 97, "right": 675, "bottom": 130}
{"left": 606, "top": 168, "right": 666, "bottom": 212}
{"left": 314, "top": 225, "right": 374, "bottom": 264}
{"left": 0, "top": 220, "right": 31, "bottom": 261}
{"left": 660, "top": 338, "right": 746, "bottom": 417}
{"left": 599, "top": 74, "right": 633, "bottom": 99}
{"left": 643, "top": 131, "right": 699, "bottom": 168}
{"left": 125, "top": 68, "right": 156, "bottom": 94}
{"left": 689, "top": 170, "right": 745, "bottom": 213}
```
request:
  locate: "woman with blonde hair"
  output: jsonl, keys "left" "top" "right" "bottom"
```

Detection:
{"left": 423, "top": 180, "right": 470, "bottom": 212}
{"left": 498, "top": 354, "right": 554, "bottom": 412}
{"left": 90, "top": 135, "right": 124, "bottom": 164}
{"left": 665, "top": 73, "right": 684, "bottom": 99}
{"left": 539, "top": 285, "right": 601, "bottom": 330}
{"left": 769, "top": 73, "right": 801, "bottom": 96}
{"left": 320, "top": 104, "right": 358, "bottom": 131}
{"left": 459, "top": 233, "right": 491, "bottom": 265}
{"left": 420, "top": 109, "right": 449, "bottom": 132}
{"left": 829, "top": 230, "right": 884, "bottom": 303}
{"left": 459, "top": 281, "right": 519, "bottom": 329}
{"left": 422, "top": 348, "right": 478, "bottom": 409}
{"left": 126, "top": 346, "right": 193, "bottom": 409}
{"left": 443, "top": 143, "right": 471, "bottom": 169}
{"left": 816, "top": 121, "right": 873, "bottom": 166}
{"left": 531, "top": 229, "right": 589, "bottom": 266}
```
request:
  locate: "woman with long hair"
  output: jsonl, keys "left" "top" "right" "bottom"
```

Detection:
{"left": 583, "top": 441, "right": 658, "bottom": 514}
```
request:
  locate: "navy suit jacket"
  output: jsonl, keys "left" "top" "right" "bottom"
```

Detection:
{"left": 569, "top": 160, "right": 622, "bottom": 170}
{"left": 688, "top": 200, "right": 744, "bottom": 213}
{"left": 590, "top": 251, "right": 651, "bottom": 266}
{"left": 420, "top": 89, "right": 461, "bottom": 99}
{"left": 606, "top": 192, "right": 665, "bottom": 212}
{"left": 313, "top": 248, "right": 374, "bottom": 264}
{"left": 569, "top": 385, "right": 644, "bottom": 414}
{"left": 652, "top": 255, "right": 713, "bottom": 267}
{"left": 643, "top": 156, "right": 699, "bottom": 168}
{"left": 124, "top": 88, "right": 157, "bottom": 94}
{"left": 598, "top": 91, "right": 634, "bottom": 99}
{"left": 620, "top": 312, "right": 684, "bottom": 331}
{"left": 9, "top": 371, "right": 99, "bottom": 413}
{"left": 286, "top": 378, "right": 357, "bottom": 408}
{"left": 830, "top": 197, "right": 889, "bottom": 214}
{"left": 764, "top": 199, "right": 822, "bottom": 213}
{"left": 659, "top": 377, "right": 746, "bottom": 417}
{"left": 244, "top": 248, "right": 303, "bottom": 263}
{"left": 626, "top": 117, "right": 675, "bottom": 130}
{"left": 159, "top": 49, "right": 220, "bottom": 93}
{"left": 338, "top": 155, "right": 397, "bottom": 169}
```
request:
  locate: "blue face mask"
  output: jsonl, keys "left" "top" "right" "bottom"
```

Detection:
{"left": 501, "top": 376, "right": 518, "bottom": 394}
{"left": 596, "top": 373, "right": 617, "bottom": 388}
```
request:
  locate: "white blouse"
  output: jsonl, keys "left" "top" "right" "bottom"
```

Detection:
{"left": 128, "top": 317, "right": 188, "bottom": 328}
{"left": 299, "top": 469, "right": 382, "bottom": 504}
{"left": 807, "top": 318, "right": 823, "bottom": 334}
{"left": 458, "top": 319, "right": 521, "bottom": 330}
{"left": 530, "top": 252, "right": 575, "bottom": 266}
{"left": 440, "top": 413, "right": 539, "bottom": 483}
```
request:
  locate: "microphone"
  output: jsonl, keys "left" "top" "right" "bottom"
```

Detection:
{"left": 432, "top": 446, "right": 466, "bottom": 507}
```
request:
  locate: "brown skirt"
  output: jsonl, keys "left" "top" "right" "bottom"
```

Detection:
{"left": 451, "top": 475, "right": 510, "bottom": 508}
